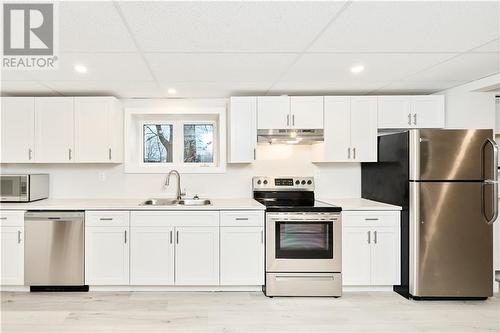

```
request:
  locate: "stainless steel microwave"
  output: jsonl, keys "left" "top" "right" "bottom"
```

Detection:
{"left": 0, "top": 174, "right": 49, "bottom": 202}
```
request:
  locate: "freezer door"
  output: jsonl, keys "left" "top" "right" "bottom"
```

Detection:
{"left": 410, "top": 129, "right": 494, "bottom": 181}
{"left": 410, "top": 182, "right": 493, "bottom": 297}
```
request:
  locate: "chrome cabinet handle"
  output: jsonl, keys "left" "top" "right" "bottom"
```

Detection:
{"left": 286, "top": 114, "right": 290, "bottom": 126}
{"left": 68, "top": 148, "right": 72, "bottom": 160}
{"left": 261, "top": 230, "right": 264, "bottom": 244}
{"left": 374, "top": 231, "right": 377, "bottom": 244}
{"left": 18, "top": 230, "right": 21, "bottom": 243}
{"left": 413, "top": 113, "right": 417, "bottom": 126}
{"left": 176, "top": 230, "right": 179, "bottom": 244}
{"left": 0, "top": 217, "right": 7, "bottom": 220}
{"left": 108, "top": 148, "right": 112, "bottom": 161}
{"left": 408, "top": 113, "right": 412, "bottom": 125}
{"left": 170, "top": 230, "right": 173, "bottom": 244}
{"left": 253, "top": 148, "right": 256, "bottom": 160}
{"left": 124, "top": 230, "right": 127, "bottom": 244}
{"left": 235, "top": 217, "right": 249, "bottom": 221}
{"left": 292, "top": 114, "right": 295, "bottom": 126}
{"left": 348, "top": 147, "right": 351, "bottom": 159}
{"left": 353, "top": 147, "right": 356, "bottom": 160}
{"left": 367, "top": 231, "right": 371, "bottom": 244}
{"left": 99, "top": 218, "right": 113, "bottom": 221}
{"left": 365, "top": 218, "right": 379, "bottom": 221}
{"left": 28, "top": 148, "right": 32, "bottom": 160}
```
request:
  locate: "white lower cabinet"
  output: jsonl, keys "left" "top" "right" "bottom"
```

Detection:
{"left": 130, "top": 227, "right": 174, "bottom": 285}
{"left": 85, "top": 211, "right": 130, "bottom": 285}
{"left": 0, "top": 211, "right": 25, "bottom": 286}
{"left": 175, "top": 227, "right": 219, "bottom": 285}
{"left": 220, "top": 227, "right": 264, "bottom": 285}
{"left": 342, "top": 211, "right": 400, "bottom": 286}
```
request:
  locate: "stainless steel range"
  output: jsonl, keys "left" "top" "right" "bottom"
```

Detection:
{"left": 253, "top": 176, "right": 342, "bottom": 297}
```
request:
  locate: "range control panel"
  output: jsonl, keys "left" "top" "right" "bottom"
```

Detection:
{"left": 252, "top": 176, "right": 314, "bottom": 191}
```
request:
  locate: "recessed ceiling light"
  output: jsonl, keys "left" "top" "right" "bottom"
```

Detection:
{"left": 74, "top": 64, "right": 88, "bottom": 73}
{"left": 350, "top": 65, "right": 365, "bottom": 74}
{"left": 167, "top": 88, "right": 177, "bottom": 95}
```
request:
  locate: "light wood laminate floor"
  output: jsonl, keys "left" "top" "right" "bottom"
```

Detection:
{"left": 1, "top": 291, "right": 499, "bottom": 332}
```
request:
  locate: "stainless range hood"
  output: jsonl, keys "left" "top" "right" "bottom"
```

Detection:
{"left": 257, "top": 129, "right": 324, "bottom": 145}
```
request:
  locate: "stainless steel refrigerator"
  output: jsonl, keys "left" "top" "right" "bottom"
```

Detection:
{"left": 362, "top": 129, "right": 498, "bottom": 299}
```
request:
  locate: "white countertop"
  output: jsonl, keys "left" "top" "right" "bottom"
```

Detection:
{"left": 0, "top": 198, "right": 265, "bottom": 211}
{"left": 319, "top": 198, "right": 402, "bottom": 211}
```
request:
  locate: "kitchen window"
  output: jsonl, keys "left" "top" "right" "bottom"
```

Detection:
{"left": 143, "top": 124, "right": 173, "bottom": 163}
{"left": 183, "top": 123, "right": 215, "bottom": 165}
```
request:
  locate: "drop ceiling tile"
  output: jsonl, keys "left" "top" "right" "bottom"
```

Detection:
{"left": 58, "top": 1, "right": 137, "bottom": 52}
{"left": 1, "top": 81, "right": 58, "bottom": 96}
{"left": 310, "top": 1, "right": 499, "bottom": 52}
{"left": 158, "top": 82, "right": 273, "bottom": 98}
{"left": 279, "top": 53, "right": 455, "bottom": 84}
{"left": 43, "top": 81, "right": 162, "bottom": 98}
{"left": 406, "top": 53, "right": 500, "bottom": 82}
{"left": 118, "top": 1, "right": 346, "bottom": 52}
{"left": 145, "top": 53, "right": 297, "bottom": 82}
{"left": 1, "top": 53, "right": 153, "bottom": 82}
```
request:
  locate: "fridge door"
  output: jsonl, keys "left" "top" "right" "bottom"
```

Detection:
{"left": 410, "top": 129, "right": 494, "bottom": 181}
{"left": 409, "top": 182, "right": 493, "bottom": 298}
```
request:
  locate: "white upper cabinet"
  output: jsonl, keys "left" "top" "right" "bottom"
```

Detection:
{"left": 290, "top": 96, "right": 324, "bottom": 129}
{"left": 74, "top": 97, "right": 123, "bottom": 163}
{"left": 228, "top": 97, "right": 257, "bottom": 163}
{"left": 378, "top": 95, "right": 444, "bottom": 129}
{"left": 257, "top": 96, "right": 290, "bottom": 129}
{"left": 35, "top": 97, "right": 75, "bottom": 163}
{"left": 312, "top": 96, "right": 377, "bottom": 162}
{"left": 0, "top": 97, "right": 35, "bottom": 163}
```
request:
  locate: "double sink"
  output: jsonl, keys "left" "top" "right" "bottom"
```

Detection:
{"left": 141, "top": 198, "right": 211, "bottom": 206}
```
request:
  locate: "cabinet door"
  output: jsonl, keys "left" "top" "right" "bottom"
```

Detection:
{"left": 342, "top": 226, "right": 371, "bottom": 285}
{"left": 0, "top": 227, "right": 24, "bottom": 285}
{"left": 377, "top": 96, "right": 412, "bottom": 129}
{"left": 35, "top": 97, "right": 74, "bottom": 162}
{"left": 220, "top": 227, "right": 264, "bottom": 285}
{"left": 412, "top": 95, "right": 445, "bottom": 128}
{"left": 85, "top": 226, "right": 129, "bottom": 285}
{"left": 0, "top": 97, "right": 35, "bottom": 163}
{"left": 228, "top": 97, "right": 257, "bottom": 163}
{"left": 350, "top": 97, "right": 377, "bottom": 162}
{"left": 323, "top": 96, "right": 351, "bottom": 161}
{"left": 74, "top": 97, "right": 110, "bottom": 162}
{"left": 257, "top": 96, "right": 290, "bottom": 130}
{"left": 371, "top": 227, "right": 400, "bottom": 285}
{"left": 290, "top": 96, "right": 323, "bottom": 129}
{"left": 175, "top": 227, "right": 219, "bottom": 285}
{"left": 130, "top": 227, "right": 174, "bottom": 285}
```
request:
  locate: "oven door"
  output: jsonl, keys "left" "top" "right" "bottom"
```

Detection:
{"left": 266, "top": 212, "right": 341, "bottom": 272}
{"left": 0, "top": 175, "right": 28, "bottom": 202}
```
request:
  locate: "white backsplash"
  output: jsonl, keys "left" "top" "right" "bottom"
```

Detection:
{"left": 0, "top": 144, "right": 360, "bottom": 199}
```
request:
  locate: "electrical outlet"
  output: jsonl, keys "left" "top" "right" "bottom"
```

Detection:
{"left": 98, "top": 171, "right": 106, "bottom": 182}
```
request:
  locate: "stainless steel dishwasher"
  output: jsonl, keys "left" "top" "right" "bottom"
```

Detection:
{"left": 24, "top": 211, "right": 85, "bottom": 289}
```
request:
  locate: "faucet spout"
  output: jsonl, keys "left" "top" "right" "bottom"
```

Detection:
{"left": 166, "top": 170, "right": 183, "bottom": 200}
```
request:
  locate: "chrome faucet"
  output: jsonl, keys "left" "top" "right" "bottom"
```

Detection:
{"left": 165, "top": 170, "right": 184, "bottom": 200}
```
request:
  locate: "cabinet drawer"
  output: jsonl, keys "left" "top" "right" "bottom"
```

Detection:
{"left": 266, "top": 273, "right": 341, "bottom": 297}
{"left": 130, "top": 211, "right": 219, "bottom": 227}
{"left": 85, "top": 211, "right": 130, "bottom": 227}
{"left": 220, "top": 211, "right": 264, "bottom": 227}
{"left": 342, "top": 211, "right": 399, "bottom": 227}
{"left": 0, "top": 211, "right": 24, "bottom": 227}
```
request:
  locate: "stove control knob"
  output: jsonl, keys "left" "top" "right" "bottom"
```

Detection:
{"left": 301, "top": 180, "right": 306, "bottom": 185}
{"left": 257, "top": 180, "right": 262, "bottom": 185}
{"left": 307, "top": 180, "right": 312, "bottom": 185}
{"left": 295, "top": 180, "right": 300, "bottom": 185}
{"left": 263, "top": 180, "right": 268, "bottom": 185}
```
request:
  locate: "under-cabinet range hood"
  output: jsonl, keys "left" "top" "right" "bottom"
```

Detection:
{"left": 257, "top": 129, "right": 324, "bottom": 145}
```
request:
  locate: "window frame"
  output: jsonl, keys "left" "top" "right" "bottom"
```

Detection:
{"left": 141, "top": 121, "right": 175, "bottom": 165}
{"left": 181, "top": 120, "right": 217, "bottom": 167}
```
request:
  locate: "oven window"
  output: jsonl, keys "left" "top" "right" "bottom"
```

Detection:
{"left": 275, "top": 221, "right": 333, "bottom": 259}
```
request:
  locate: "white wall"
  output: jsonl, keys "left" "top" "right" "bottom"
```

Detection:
{"left": 0, "top": 144, "right": 361, "bottom": 199}
{"left": 434, "top": 81, "right": 496, "bottom": 129}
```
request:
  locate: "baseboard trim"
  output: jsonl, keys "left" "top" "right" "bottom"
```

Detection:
{"left": 343, "top": 286, "right": 394, "bottom": 292}
{"left": 89, "top": 285, "right": 263, "bottom": 292}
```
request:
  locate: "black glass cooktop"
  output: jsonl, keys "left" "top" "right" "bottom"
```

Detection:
{"left": 253, "top": 191, "right": 341, "bottom": 213}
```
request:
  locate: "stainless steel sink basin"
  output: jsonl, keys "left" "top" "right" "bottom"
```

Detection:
{"left": 178, "top": 199, "right": 211, "bottom": 206}
{"left": 141, "top": 198, "right": 178, "bottom": 206}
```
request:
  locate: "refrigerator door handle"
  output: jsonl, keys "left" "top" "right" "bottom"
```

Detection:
{"left": 480, "top": 138, "right": 498, "bottom": 224}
